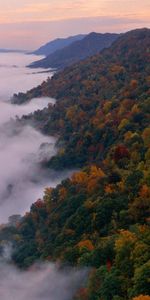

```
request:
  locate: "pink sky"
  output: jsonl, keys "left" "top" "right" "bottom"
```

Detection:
{"left": 0, "top": 0, "right": 149, "bottom": 49}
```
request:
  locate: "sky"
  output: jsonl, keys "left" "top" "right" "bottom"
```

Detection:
{"left": 0, "top": 0, "right": 149, "bottom": 50}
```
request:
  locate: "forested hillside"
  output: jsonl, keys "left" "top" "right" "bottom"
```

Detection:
{"left": 5, "top": 28, "right": 150, "bottom": 299}
{"left": 29, "top": 32, "right": 119, "bottom": 69}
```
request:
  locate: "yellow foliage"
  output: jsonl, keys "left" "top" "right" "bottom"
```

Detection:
{"left": 131, "top": 104, "right": 140, "bottom": 114}
{"left": 59, "top": 187, "right": 67, "bottom": 201}
{"left": 115, "top": 230, "right": 137, "bottom": 250}
{"left": 71, "top": 171, "right": 87, "bottom": 185}
{"left": 105, "top": 184, "right": 114, "bottom": 194}
{"left": 132, "top": 296, "right": 150, "bottom": 300}
{"left": 117, "top": 181, "right": 125, "bottom": 192}
{"left": 77, "top": 239, "right": 94, "bottom": 251}
{"left": 138, "top": 225, "right": 150, "bottom": 234}
{"left": 145, "top": 149, "right": 150, "bottom": 161}
{"left": 71, "top": 166, "right": 105, "bottom": 194}
{"left": 58, "top": 148, "right": 65, "bottom": 156}
{"left": 118, "top": 104, "right": 126, "bottom": 116}
{"left": 142, "top": 128, "right": 150, "bottom": 147}
{"left": 87, "top": 178, "right": 99, "bottom": 193}
{"left": 124, "top": 131, "right": 133, "bottom": 142}
{"left": 110, "top": 64, "right": 125, "bottom": 74}
{"left": 129, "top": 196, "right": 150, "bottom": 221}
{"left": 131, "top": 151, "right": 141, "bottom": 163}
{"left": 43, "top": 187, "right": 53, "bottom": 202}
{"left": 118, "top": 118, "right": 129, "bottom": 130}
{"left": 103, "top": 101, "right": 112, "bottom": 114}
{"left": 84, "top": 200, "right": 95, "bottom": 209}
{"left": 105, "top": 112, "right": 112, "bottom": 121}
{"left": 92, "top": 213, "right": 97, "bottom": 222}
{"left": 90, "top": 165, "right": 105, "bottom": 178}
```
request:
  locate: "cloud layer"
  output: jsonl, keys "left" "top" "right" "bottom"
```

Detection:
{"left": 0, "top": 49, "right": 87, "bottom": 300}
{"left": 0, "top": 53, "right": 60, "bottom": 223}
{"left": 0, "top": 0, "right": 149, "bottom": 23}
{"left": 0, "top": 262, "right": 87, "bottom": 300}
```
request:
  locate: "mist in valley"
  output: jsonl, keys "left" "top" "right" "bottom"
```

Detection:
{"left": 0, "top": 52, "right": 85, "bottom": 300}
{"left": 0, "top": 53, "right": 58, "bottom": 223}
{"left": 0, "top": 122, "right": 57, "bottom": 222}
{"left": 0, "top": 52, "right": 52, "bottom": 99}
{"left": 0, "top": 261, "right": 87, "bottom": 300}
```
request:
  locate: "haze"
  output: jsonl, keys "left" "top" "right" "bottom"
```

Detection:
{"left": 0, "top": 0, "right": 149, "bottom": 49}
{"left": 0, "top": 53, "right": 70, "bottom": 223}
{"left": 0, "top": 51, "right": 85, "bottom": 300}
{"left": 0, "top": 261, "right": 87, "bottom": 300}
{"left": 0, "top": 53, "right": 53, "bottom": 98}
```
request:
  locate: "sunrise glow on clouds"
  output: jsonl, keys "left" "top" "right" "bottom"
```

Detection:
{"left": 0, "top": 0, "right": 149, "bottom": 49}
{"left": 0, "top": 0, "right": 150, "bottom": 23}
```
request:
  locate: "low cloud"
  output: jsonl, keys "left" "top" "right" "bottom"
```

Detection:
{"left": 0, "top": 97, "right": 73, "bottom": 223}
{"left": 0, "top": 52, "right": 51, "bottom": 98}
{"left": 0, "top": 262, "right": 87, "bottom": 300}
{"left": 0, "top": 118, "right": 57, "bottom": 222}
{"left": 0, "top": 51, "right": 87, "bottom": 300}
{"left": 0, "top": 97, "right": 55, "bottom": 124}
{"left": 0, "top": 52, "right": 71, "bottom": 225}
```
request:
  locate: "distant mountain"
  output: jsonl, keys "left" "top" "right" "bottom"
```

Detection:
{"left": 29, "top": 32, "right": 120, "bottom": 69}
{"left": 32, "top": 34, "right": 86, "bottom": 56}
{"left": 0, "top": 49, "right": 26, "bottom": 53}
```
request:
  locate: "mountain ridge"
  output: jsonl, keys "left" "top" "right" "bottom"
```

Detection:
{"left": 31, "top": 34, "right": 86, "bottom": 56}
{"left": 29, "top": 32, "right": 120, "bottom": 69}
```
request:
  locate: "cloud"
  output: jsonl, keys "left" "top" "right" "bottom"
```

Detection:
{"left": 0, "top": 97, "right": 72, "bottom": 223}
{"left": 0, "top": 52, "right": 52, "bottom": 97}
{"left": 0, "top": 50, "right": 88, "bottom": 300}
{"left": 0, "top": 0, "right": 149, "bottom": 24}
{"left": 0, "top": 243, "right": 88, "bottom": 300}
{"left": 0, "top": 101, "right": 56, "bottom": 223}
{"left": 0, "top": 52, "right": 74, "bottom": 224}
{"left": 0, "top": 15, "right": 149, "bottom": 50}
{"left": 0, "top": 261, "right": 87, "bottom": 300}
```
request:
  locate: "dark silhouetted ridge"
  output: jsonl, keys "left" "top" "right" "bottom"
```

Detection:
{"left": 29, "top": 32, "right": 120, "bottom": 69}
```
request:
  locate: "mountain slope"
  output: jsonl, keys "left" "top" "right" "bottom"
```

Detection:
{"left": 30, "top": 32, "right": 119, "bottom": 69}
{"left": 13, "top": 28, "right": 150, "bottom": 169}
{"left": 32, "top": 34, "right": 86, "bottom": 56}
{"left": 8, "top": 28, "right": 150, "bottom": 299}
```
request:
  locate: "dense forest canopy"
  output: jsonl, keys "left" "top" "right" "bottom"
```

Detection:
{"left": 1, "top": 28, "right": 150, "bottom": 300}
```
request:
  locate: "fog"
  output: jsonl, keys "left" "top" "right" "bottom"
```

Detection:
{"left": 0, "top": 51, "right": 86, "bottom": 300}
{"left": 0, "top": 122, "right": 58, "bottom": 222}
{"left": 0, "top": 53, "right": 64, "bottom": 223}
{"left": 0, "top": 261, "right": 87, "bottom": 300}
{"left": 0, "top": 242, "right": 87, "bottom": 300}
{"left": 0, "top": 97, "right": 55, "bottom": 125}
{"left": 0, "top": 52, "right": 52, "bottom": 99}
